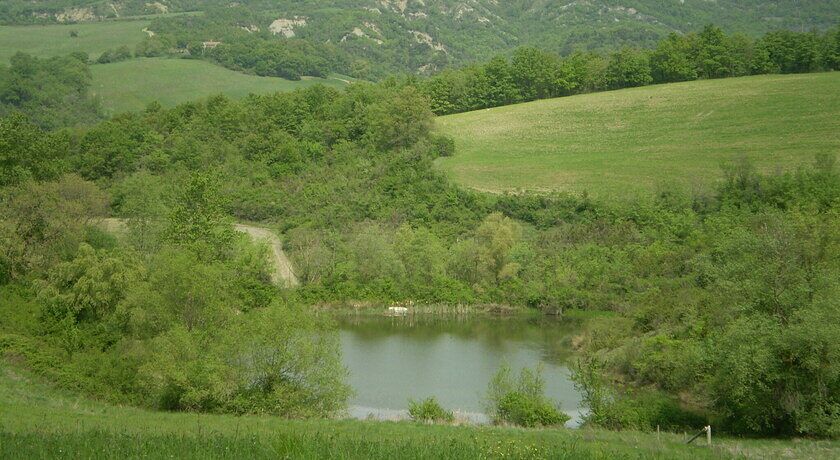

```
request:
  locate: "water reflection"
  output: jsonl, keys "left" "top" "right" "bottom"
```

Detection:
{"left": 337, "top": 315, "right": 585, "bottom": 426}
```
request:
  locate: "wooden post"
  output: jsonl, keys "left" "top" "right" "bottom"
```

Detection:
{"left": 657, "top": 425, "right": 660, "bottom": 442}
{"left": 686, "top": 427, "right": 707, "bottom": 445}
{"left": 706, "top": 425, "right": 712, "bottom": 446}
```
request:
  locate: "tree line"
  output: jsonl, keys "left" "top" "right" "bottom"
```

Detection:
{"left": 420, "top": 25, "right": 840, "bottom": 115}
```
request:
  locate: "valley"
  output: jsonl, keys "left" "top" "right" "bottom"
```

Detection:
{"left": 1, "top": 1, "right": 839, "bottom": 458}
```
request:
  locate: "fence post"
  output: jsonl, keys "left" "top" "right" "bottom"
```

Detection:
{"left": 686, "top": 426, "right": 710, "bottom": 445}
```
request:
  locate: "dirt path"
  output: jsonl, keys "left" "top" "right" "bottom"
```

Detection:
{"left": 233, "top": 224, "right": 299, "bottom": 287}
{"left": 100, "top": 218, "right": 299, "bottom": 287}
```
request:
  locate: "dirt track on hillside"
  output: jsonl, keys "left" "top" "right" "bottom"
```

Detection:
{"left": 234, "top": 224, "right": 299, "bottom": 287}
{"left": 101, "top": 218, "right": 299, "bottom": 287}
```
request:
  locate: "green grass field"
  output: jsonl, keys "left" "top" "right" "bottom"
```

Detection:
{"left": 90, "top": 58, "right": 351, "bottom": 114}
{"left": 1, "top": 365, "right": 838, "bottom": 459}
{"left": 436, "top": 73, "right": 840, "bottom": 198}
{"left": 0, "top": 20, "right": 150, "bottom": 62}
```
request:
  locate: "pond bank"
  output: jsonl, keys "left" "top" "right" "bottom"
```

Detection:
{"left": 313, "top": 301, "right": 575, "bottom": 318}
{"left": 336, "top": 314, "right": 587, "bottom": 427}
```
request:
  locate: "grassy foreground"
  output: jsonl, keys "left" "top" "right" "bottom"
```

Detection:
{"left": 90, "top": 58, "right": 351, "bottom": 114}
{"left": 1, "top": 366, "right": 838, "bottom": 459}
{"left": 0, "top": 20, "right": 150, "bottom": 62}
{"left": 436, "top": 73, "right": 840, "bottom": 198}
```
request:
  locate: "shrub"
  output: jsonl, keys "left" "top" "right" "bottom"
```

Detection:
{"left": 572, "top": 358, "right": 705, "bottom": 431}
{"left": 431, "top": 134, "right": 456, "bottom": 157}
{"left": 97, "top": 48, "right": 132, "bottom": 64}
{"left": 497, "top": 391, "right": 567, "bottom": 428}
{"left": 630, "top": 335, "right": 704, "bottom": 392}
{"left": 485, "top": 364, "right": 569, "bottom": 427}
{"left": 408, "top": 397, "right": 455, "bottom": 423}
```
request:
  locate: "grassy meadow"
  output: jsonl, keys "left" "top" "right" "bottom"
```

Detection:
{"left": 0, "top": 20, "right": 150, "bottom": 62}
{"left": 436, "top": 73, "right": 840, "bottom": 198}
{"left": 90, "top": 58, "right": 351, "bottom": 114}
{"left": 1, "top": 366, "right": 838, "bottom": 460}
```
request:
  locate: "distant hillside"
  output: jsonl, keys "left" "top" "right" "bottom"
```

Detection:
{"left": 0, "top": 20, "right": 150, "bottom": 62}
{"left": 436, "top": 72, "right": 840, "bottom": 197}
{"left": 3, "top": 1, "right": 838, "bottom": 75}
{"left": 90, "top": 58, "right": 349, "bottom": 114}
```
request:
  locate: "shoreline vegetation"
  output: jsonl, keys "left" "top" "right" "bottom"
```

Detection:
{"left": 312, "top": 302, "right": 607, "bottom": 325}
{"left": 2, "top": 366, "right": 839, "bottom": 460}
{"left": 312, "top": 301, "right": 533, "bottom": 317}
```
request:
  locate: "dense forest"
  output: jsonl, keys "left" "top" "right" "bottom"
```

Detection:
{"left": 2, "top": 71, "right": 839, "bottom": 436}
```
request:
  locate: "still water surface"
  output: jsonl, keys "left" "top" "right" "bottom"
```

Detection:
{"left": 338, "top": 315, "right": 585, "bottom": 426}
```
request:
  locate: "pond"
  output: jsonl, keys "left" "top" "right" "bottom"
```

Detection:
{"left": 337, "top": 315, "right": 586, "bottom": 426}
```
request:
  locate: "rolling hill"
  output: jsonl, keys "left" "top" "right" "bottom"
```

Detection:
{"left": 90, "top": 58, "right": 350, "bottom": 114}
{"left": 0, "top": 19, "right": 150, "bottom": 62}
{"left": 435, "top": 72, "right": 840, "bottom": 198}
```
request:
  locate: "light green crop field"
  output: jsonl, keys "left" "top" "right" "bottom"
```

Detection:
{"left": 2, "top": 365, "right": 838, "bottom": 459}
{"left": 90, "top": 58, "right": 352, "bottom": 114}
{"left": 0, "top": 20, "right": 150, "bottom": 62}
{"left": 436, "top": 73, "right": 840, "bottom": 198}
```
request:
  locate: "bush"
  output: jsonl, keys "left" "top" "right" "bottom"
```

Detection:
{"left": 497, "top": 391, "right": 567, "bottom": 428}
{"left": 431, "top": 134, "right": 456, "bottom": 157}
{"left": 408, "top": 397, "right": 455, "bottom": 423}
{"left": 97, "top": 46, "right": 133, "bottom": 64}
{"left": 572, "top": 358, "right": 705, "bottom": 431}
{"left": 602, "top": 391, "right": 706, "bottom": 432}
{"left": 630, "top": 335, "right": 704, "bottom": 392}
{"left": 485, "top": 364, "right": 569, "bottom": 427}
